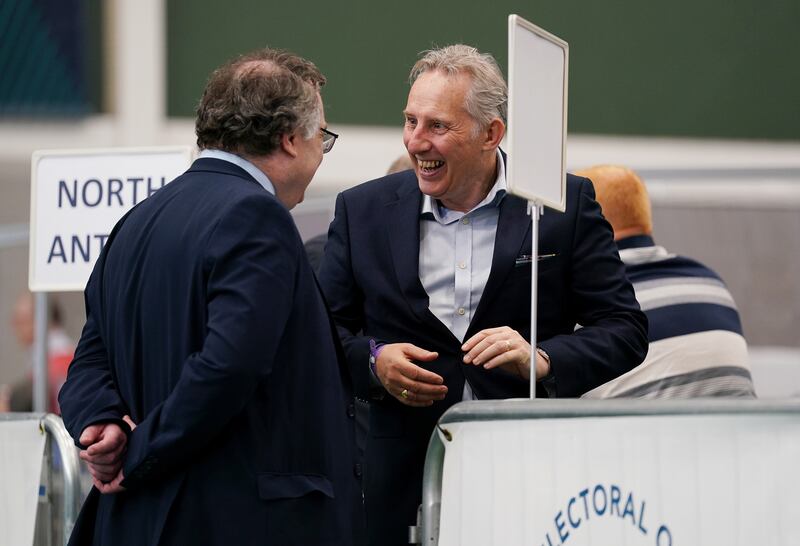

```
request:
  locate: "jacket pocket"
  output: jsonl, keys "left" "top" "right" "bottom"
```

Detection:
{"left": 257, "top": 472, "right": 334, "bottom": 500}
{"left": 536, "top": 253, "right": 561, "bottom": 273}
{"left": 258, "top": 473, "right": 339, "bottom": 544}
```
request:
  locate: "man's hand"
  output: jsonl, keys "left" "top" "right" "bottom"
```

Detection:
{"left": 93, "top": 468, "right": 126, "bottom": 494}
{"left": 375, "top": 343, "right": 447, "bottom": 407}
{"left": 461, "top": 326, "right": 550, "bottom": 380}
{"left": 79, "top": 415, "right": 137, "bottom": 494}
{"left": 79, "top": 422, "right": 127, "bottom": 482}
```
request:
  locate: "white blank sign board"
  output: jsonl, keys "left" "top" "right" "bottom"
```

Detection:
{"left": 507, "top": 14, "right": 568, "bottom": 211}
{"left": 29, "top": 147, "right": 193, "bottom": 292}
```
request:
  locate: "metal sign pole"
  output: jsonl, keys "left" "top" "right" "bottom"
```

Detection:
{"left": 528, "top": 201, "right": 542, "bottom": 399}
{"left": 32, "top": 292, "right": 49, "bottom": 412}
{"left": 507, "top": 14, "right": 569, "bottom": 398}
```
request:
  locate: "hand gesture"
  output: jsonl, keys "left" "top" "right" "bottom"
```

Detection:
{"left": 375, "top": 343, "right": 448, "bottom": 407}
{"left": 462, "top": 326, "right": 550, "bottom": 380}
{"left": 78, "top": 415, "right": 137, "bottom": 494}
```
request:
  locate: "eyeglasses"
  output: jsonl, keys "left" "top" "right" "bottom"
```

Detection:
{"left": 321, "top": 127, "right": 338, "bottom": 154}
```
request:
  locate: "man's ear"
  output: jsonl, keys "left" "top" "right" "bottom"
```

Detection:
{"left": 281, "top": 132, "right": 300, "bottom": 159}
{"left": 482, "top": 118, "right": 506, "bottom": 150}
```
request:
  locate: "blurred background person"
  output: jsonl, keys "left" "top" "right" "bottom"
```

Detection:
{"left": 0, "top": 291, "right": 74, "bottom": 413}
{"left": 578, "top": 164, "right": 755, "bottom": 399}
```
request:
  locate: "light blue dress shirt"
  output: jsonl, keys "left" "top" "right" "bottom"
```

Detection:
{"left": 419, "top": 150, "right": 507, "bottom": 399}
{"left": 198, "top": 149, "right": 276, "bottom": 196}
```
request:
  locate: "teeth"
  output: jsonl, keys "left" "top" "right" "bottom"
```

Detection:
{"left": 418, "top": 159, "right": 444, "bottom": 169}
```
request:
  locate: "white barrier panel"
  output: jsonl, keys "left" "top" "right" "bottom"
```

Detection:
{"left": 29, "top": 146, "right": 193, "bottom": 291}
{"left": 431, "top": 400, "right": 800, "bottom": 546}
{"left": 0, "top": 419, "right": 46, "bottom": 546}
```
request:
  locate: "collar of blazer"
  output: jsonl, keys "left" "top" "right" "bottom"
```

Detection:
{"left": 187, "top": 157, "right": 264, "bottom": 187}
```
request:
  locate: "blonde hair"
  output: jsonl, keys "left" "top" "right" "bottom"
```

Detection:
{"left": 574, "top": 165, "right": 653, "bottom": 239}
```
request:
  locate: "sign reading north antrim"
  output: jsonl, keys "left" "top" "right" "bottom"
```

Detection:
{"left": 29, "top": 147, "right": 193, "bottom": 291}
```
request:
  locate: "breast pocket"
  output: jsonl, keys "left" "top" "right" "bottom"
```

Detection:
{"left": 510, "top": 254, "right": 562, "bottom": 280}
{"left": 259, "top": 473, "right": 338, "bottom": 543}
{"left": 536, "top": 254, "right": 562, "bottom": 275}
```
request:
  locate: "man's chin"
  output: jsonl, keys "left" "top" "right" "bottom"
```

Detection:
{"left": 417, "top": 177, "right": 448, "bottom": 198}
{"left": 277, "top": 190, "right": 304, "bottom": 210}
{"left": 289, "top": 193, "right": 305, "bottom": 210}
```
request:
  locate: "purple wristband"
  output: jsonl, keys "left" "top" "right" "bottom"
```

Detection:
{"left": 369, "top": 339, "right": 385, "bottom": 375}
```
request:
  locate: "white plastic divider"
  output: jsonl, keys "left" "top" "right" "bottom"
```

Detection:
{"left": 0, "top": 414, "right": 46, "bottom": 546}
{"left": 0, "top": 413, "right": 86, "bottom": 546}
{"left": 416, "top": 399, "right": 800, "bottom": 545}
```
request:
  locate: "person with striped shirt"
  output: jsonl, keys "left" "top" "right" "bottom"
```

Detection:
{"left": 577, "top": 165, "right": 755, "bottom": 399}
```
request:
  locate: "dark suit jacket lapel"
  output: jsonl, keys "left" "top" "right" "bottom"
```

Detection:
{"left": 385, "top": 181, "right": 428, "bottom": 319}
{"left": 385, "top": 178, "right": 459, "bottom": 344}
{"left": 469, "top": 194, "right": 531, "bottom": 334}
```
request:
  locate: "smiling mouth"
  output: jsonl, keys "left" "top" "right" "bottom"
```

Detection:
{"left": 417, "top": 159, "right": 445, "bottom": 175}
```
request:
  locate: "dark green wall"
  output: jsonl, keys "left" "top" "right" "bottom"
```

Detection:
{"left": 0, "top": 0, "right": 104, "bottom": 116}
{"left": 167, "top": 0, "right": 800, "bottom": 140}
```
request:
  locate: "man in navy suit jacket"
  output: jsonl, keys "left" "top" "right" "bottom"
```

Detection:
{"left": 59, "top": 48, "right": 361, "bottom": 545}
{"left": 318, "top": 44, "right": 647, "bottom": 545}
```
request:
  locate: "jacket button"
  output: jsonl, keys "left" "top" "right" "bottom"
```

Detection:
{"left": 354, "top": 463, "right": 363, "bottom": 478}
{"left": 347, "top": 403, "right": 355, "bottom": 418}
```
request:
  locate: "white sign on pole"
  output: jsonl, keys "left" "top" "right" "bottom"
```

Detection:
{"left": 0, "top": 420, "right": 46, "bottom": 546}
{"left": 29, "top": 147, "right": 193, "bottom": 292}
{"left": 507, "top": 14, "right": 568, "bottom": 211}
{"left": 436, "top": 413, "right": 800, "bottom": 545}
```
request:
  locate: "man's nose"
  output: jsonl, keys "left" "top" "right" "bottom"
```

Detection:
{"left": 406, "top": 127, "right": 431, "bottom": 154}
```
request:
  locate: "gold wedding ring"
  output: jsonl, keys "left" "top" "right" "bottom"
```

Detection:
{"left": 401, "top": 388, "right": 409, "bottom": 399}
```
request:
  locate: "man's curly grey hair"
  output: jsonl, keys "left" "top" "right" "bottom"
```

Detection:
{"left": 195, "top": 48, "right": 325, "bottom": 156}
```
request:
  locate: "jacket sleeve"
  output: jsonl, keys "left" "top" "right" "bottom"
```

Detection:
{"left": 318, "top": 192, "right": 373, "bottom": 400}
{"left": 538, "top": 178, "right": 649, "bottom": 396}
{"left": 59, "top": 209, "right": 136, "bottom": 445}
{"left": 58, "top": 282, "right": 130, "bottom": 444}
{"left": 119, "top": 195, "right": 302, "bottom": 488}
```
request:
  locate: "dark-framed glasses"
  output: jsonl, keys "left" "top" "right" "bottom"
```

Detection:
{"left": 321, "top": 127, "right": 338, "bottom": 154}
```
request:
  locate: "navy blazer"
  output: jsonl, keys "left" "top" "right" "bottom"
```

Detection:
{"left": 318, "top": 168, "right": 647, "bottom": 545}
{"left": 59, "top": 158, "right": 361, "bottom": 546}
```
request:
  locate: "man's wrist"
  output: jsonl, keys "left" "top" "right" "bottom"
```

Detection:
{"left": 536, "top": 347, "right": 556, "bottom": 397}
{"left": 536, "top": 347, "right": 552, "bottom": 380}
{"left": 368, "top": 339, "right": 387, "bottom": 399}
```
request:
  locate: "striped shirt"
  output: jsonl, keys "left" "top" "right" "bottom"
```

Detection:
{"left": 583, "top": 234, "right": 755, "bottom": 399}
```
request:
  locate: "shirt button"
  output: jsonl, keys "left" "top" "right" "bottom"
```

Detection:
{"left": 354, "top": 463, "right": 363, "bottom": 478}
{"left": 346, "top": 403, "right": 355, "bottom": 418}
{"left": 457, "top": 307, "right": 466, "bottom": 316}
{"left": 458, "top": 262, "right": 466, "bottom": 269}
{"left": 461, "top": 217, "right": 470, "bottom": 225}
